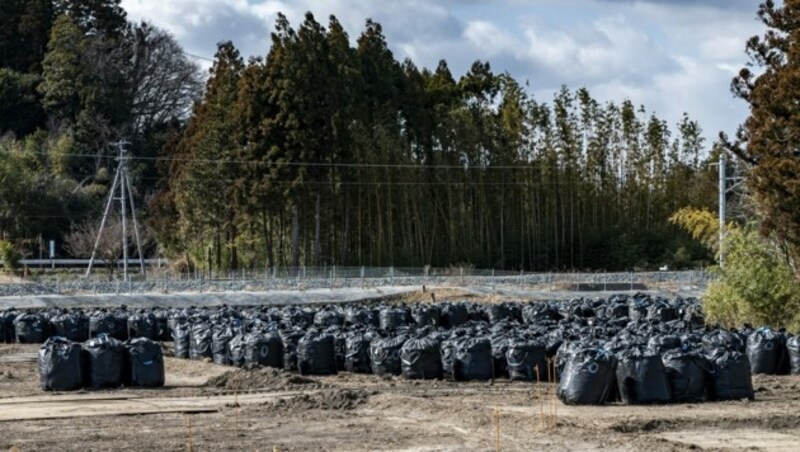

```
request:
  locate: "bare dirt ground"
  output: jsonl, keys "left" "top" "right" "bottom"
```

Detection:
{"left": 2, "top": 343, "right": 800, "bottom": 451}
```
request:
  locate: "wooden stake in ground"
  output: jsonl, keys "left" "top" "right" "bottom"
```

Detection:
{"left": 234, "top": 371, "right": 240, "bottom": 449}
{"left": 494, "top": 407, "right": 501, "bottom": 452}
{"left": 535, "top": 366, "right": 544, "bottom": 430}
{"left": 186, "top": 415, "right": 194, "bottom": 452}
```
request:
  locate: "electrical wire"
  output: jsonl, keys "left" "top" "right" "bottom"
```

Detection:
{"left": 14, "top": 149, "right": 599, "bottom": 170}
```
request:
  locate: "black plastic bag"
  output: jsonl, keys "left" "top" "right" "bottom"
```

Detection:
{"left": 489, "top": 334, "right": 510, "bottom": 378}
{"left": 506, "top": 338, "right": 547, "bottom": 382}
{"left": 298, "top": 333, "right": 337, "bottom": 375}
{"left": 746, "top": 328, "right": 782, "bottom": 375}
{"left": 401, "top": 337, "right": 442, "bottom": 379}
{"left": 126, "top": 338, "right": 164, "bottom": 387}
{"left": 189, "top": 322, "right": 213, "bottom": 360}
{"left": 345, "top": 333, "right": 372, "bottom": 373}
{"left": 662, "top": 351, "right": 708, "bottom": 403}
{"left": 702, "top": 329, "right": 744, "bottom": 354}
{"left": 155, "top": 310, "right": 172, "bottom": 341}
{"left": 647, "top": 335, "right": 681, "bottom": 355}
{"left": 379, "top": 307, "right": 408, "bottom": 331}
{"left": 128, "top": 311, "right": 159, "bottom": 341}
{"left": 345, "top": 307, "right": 378, "bottom": 327}
{"left": 440, "top": 337, "right": 461, "bottom": 377}
{"left": 244, "top": 332, "right": 283, "bottom": 368}
{"left": 557, "top": 348, "right": 617, "bottom": 405}
{"left": 314, "top": 309, "right": 344, "bottom": 328}
{"left": 39, "top": 337, "right": 83, "bottom": 391}
{"left": 1, "top": 309, "right": 17, "bottom": 343}
{"left": 370, "top": 335, "right": 407, "bottom": 376}
{"left": 228, "top": 334, "right": 246, "bottom": 367}
{"left": 14, "top": 311, "right": 48, "bottom": 343}
{"left": 440, "top": 304, "right": 469, "bottom": 328}
{"left": 647, "top": 302, "right": 677, "bottom": 322}
{"left": 453, "top": 337, "right": 494, "bottom": 381}
{"left": 411, "top": 305, "right": 440, "bottom": 326}
{"left": 707, "top": 349, "right": 754, "bottom": 401}
{"left": 83, "top": 333, "right": 125, "bottom": 388}
{"left": 171, "top": 321, "right": 191, "bottom": 359}
{"left": 212, "top": 325, "right": 236, "bottom": 365}
{"left": 50, "top": 312, "right": 89, "bottom": 342}
{"left": 280, "top": 330, "right": 305, "bottom": 372}
{"left": 616, "top": 350, "right": 672, "bottom": 404}
{"left": 486, "top": 305, "right": 512, "bottom": 324}
{"left": 787, "top": 336, "right": 800, "bottom": 375}
{"left": 89, "top": 310, "right": 127, "bottom": 341}
{"left": 522, "top": 303, "right": 561, "bottom": 324}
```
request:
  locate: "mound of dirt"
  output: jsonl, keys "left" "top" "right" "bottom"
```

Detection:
{"left": 208, "top": 366, "right": 323, "bottom": 391}
{"left": 266, "top": 389, "right": 371, "bottom": 411}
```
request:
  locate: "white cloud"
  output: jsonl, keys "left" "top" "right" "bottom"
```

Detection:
{"left": 463, "top": 21, "right": 516, "bottom": 57}
{"left": 121, "top": 0, "right": 763, "bottom": 140}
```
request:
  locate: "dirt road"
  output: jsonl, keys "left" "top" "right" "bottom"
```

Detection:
{"left": 3, "top": 344, "right": 800, "bottom": 451}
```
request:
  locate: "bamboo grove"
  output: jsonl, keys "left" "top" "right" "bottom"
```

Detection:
{"left": 153, "top": 13, "right": 717, "bottom": 272}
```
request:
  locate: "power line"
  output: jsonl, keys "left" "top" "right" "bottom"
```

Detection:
{"left": 16, "top": 149, "right": 663, "bottom": 171}
{"left": 184, "top": 52, "right": 215, "bottom": 63}
{"left": 133, "top": 175, "right": 610, "bottom": 187}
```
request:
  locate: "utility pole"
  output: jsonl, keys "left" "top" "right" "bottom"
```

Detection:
{"left": 86, "top": 141, "right": 147, "bottom": 280}
{"left": 719, "top": 152, "right": 726, "bottom": 267}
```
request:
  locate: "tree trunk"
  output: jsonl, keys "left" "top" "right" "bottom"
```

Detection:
{"left": 313, "top": 191, "right": 322, "bottom": 266}
{"left": 291, "top": 203, "right": 300, "bottom": 273}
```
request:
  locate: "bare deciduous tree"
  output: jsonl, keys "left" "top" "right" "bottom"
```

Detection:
{"left": 65, "top": 216, "right": 151, "bottom": 278}
{"left": 126, "top": 22, "right": 203, "bottom": 135}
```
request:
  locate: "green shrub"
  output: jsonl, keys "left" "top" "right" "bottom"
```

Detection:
{"left": 703, "top": 228, "right": 800, "bottom": 331}
{"left": 671, "top": 207, "right": 800, "bottom": 331}
{"left": 0, "top": 240, "right": 21, "bottom": 272}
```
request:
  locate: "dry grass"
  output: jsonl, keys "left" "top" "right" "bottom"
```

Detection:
{"left": 0, "top": 273, "right": 24, "bottom": 284}
{"left": 392, "top": 288, "right": 502, "bottom": 305}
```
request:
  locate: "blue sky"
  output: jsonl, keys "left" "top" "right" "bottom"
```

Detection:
{"left": 121, "top": 0, "right": 766, "bottom": 145}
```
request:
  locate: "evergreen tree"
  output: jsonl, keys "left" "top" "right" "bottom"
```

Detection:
{"left": 724, "top": 0, "right": 800, "bottom": 273}
{"left": 0, "top": 0, "right": 53, "bottom": 73}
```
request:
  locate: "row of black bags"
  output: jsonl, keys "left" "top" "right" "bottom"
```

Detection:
{"left": 38, "top": 334, "right": 164, "bottom": 391}
{"left": 1, "top": 294, "right": 702, "bottom": 345}
{"left": 4, "top": 308, "right": 164, "bottom": 344}
{"left": 557, "top": 346, "right": 754, "bottom": 405}
{"left": 169, "top": 321, "right": 549, "bottom": 382}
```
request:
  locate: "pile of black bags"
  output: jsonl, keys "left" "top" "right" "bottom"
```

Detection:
{"left": 17, "top": 293, "right": 799, "bottom": 404}
{"left": 38, "top": 333, "right": 164, "bottom": 391}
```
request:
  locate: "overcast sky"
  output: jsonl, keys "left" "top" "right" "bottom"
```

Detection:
{"left": 121, "top": 0, "right": 766, "bottom": 145}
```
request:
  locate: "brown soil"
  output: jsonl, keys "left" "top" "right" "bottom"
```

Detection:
{"left": 208, "top": 366, "right": 324, "bottom": 391}
{"left": 3, "top": 343, "right": 800, "bottom": 451}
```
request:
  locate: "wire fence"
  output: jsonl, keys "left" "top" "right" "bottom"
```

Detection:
{"left": 0, "top": 267, "right": 713, "bottom": 297}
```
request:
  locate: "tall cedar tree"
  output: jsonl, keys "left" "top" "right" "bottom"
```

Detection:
{"left": 172, "top": 42, "right": 244, "bottom": 270}
{"left": 130, "top": 12, "right": 719, "bottom": 271}
{"left": 0, "top": 0, "right": 53, "bottom": 73}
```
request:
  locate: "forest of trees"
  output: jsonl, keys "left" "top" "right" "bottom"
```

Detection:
{"left": 1, "top": 1, "right": 720, "bottom": 273}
